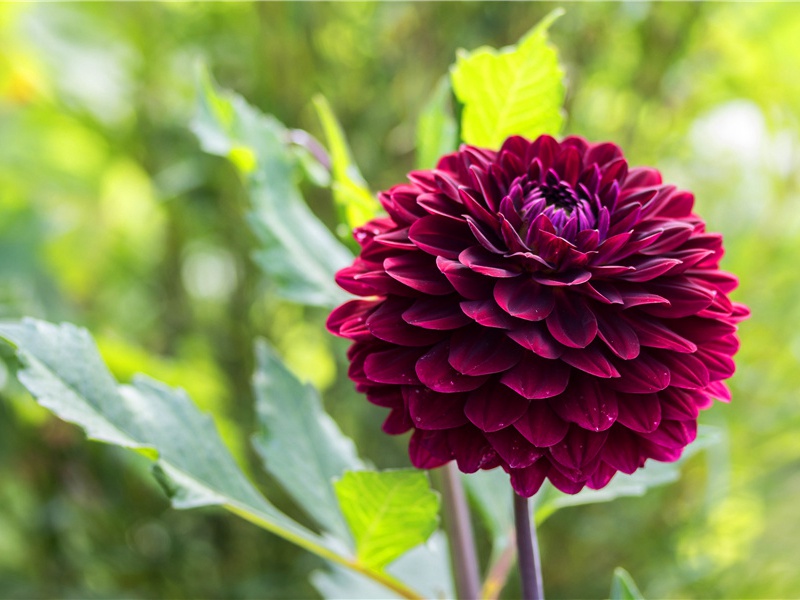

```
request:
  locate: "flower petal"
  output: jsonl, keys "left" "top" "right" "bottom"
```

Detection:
{"left": 486, "top": 428, "right": 544, "bottom": 468}
{"left": 549, "top": 377, "right": 619, "bottom": 432}
{"left": 416, "top": 341, "right": 489, "bottom": 393}
{"left": 385, "top": 253, "right": 453, "bottom": 295}
{"left": 465, "top": 382, "right": 530, "bottom": 432}
{"left": 409, "top": 215, "right": 474, "bottom": 259}
{"left": 448, "top": 327, "right": 523, "bottom": 376}
{"left": 363, "top": 347, "right": 423, "bottom": 385}
{"left": 494, "top": 278, "right": 555, "bottom": 321}
{"left": 506, "top": 322, "right": 564, "bottom": 359}
{"left": 514, "top": 401, "right": 570, "bottom": 447}
{"left": 546, "top": 290, "right": 598, "bottom": 348}
{"left": 402, "top": 296, "right": 473, "bottom": 330}
{"left": 405, "top": 387, "right": 469, "bottom": 430}
{"left": 615, "top": 392, "right": 661, "bottom": 433}
{"left": 500, "top": 354, "right": 570, "bottom": 399}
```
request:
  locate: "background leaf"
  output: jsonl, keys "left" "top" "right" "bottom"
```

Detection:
{"left": 192, "top": 67, "right": 353, "bottom": 308}
{"left": 534, "top": 426, "right": 722, "bottom": 525}
{"left": 415, "top": 76, "right": 459, "bottom": 169}
{"left": 463, "top": 468, "right": 513, "bottom": 563}
{"left": 313, "top": 94, "right": 382, "bottom": 236}
{"left": 0, "top": 319, "right": 337, "bottom": 558}
{"left": 450, "top": 9, "right": 565, "bottom": 148}
{"left": 251, "top": 338, "right": 365, "bottom": 545}
{"left": 610, "top": 567, "right": 645, "bottom": 600}
{"left": 334, "top": 470, "right": 440, "bottom": 571}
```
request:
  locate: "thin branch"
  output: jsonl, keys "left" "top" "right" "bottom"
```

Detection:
{"left": 513, "top": 493, "right": 544, "bottom": 600}
{"left": 440, "top": 463, "right": 481, "bottom": 600}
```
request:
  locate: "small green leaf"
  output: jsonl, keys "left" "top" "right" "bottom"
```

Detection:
{"left": 313, "top": 94, "right": 381, "bottom": 234}
{"left": 0, "top": 319, "right": 334, "bottom": 557}
{"left": 450, "top": 9, "right": 566, "bottom": 148}
{"left": 334, "top": 470, "right": 440, "bottom": 570}
{"left": 415, "top": 76, "right": 458, "bottom": 169}
{"left": 192, "top": 67, "right": 353, "bottom": 308}
{"left": 610, "top": 567, "right": 645, "bottom": 600}
{"left": 535, "top": 426, "right": 722, "bottom": 524}
{"left": 312, "top": 531, "right": 453, "bottom": 600}
{"left": 251, "top": 339, "right": 365, "bottom": 545}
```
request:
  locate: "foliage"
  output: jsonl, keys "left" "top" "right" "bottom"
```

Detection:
{"left": 450, "top": 9, "right": 565, "bottom": 147}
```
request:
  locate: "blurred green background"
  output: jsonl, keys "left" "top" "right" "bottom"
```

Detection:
{"left": 0, "top": 2, "right": 797, "bottom": 598}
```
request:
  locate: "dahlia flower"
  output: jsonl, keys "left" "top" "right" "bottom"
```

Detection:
{"left": 327, "top": 135, "right": 747, "bottom": 497}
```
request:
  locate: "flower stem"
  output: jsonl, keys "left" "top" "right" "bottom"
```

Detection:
{"left": 440, "top": 463, "right": 481, "bottom": 600}
{"left": 513, "top": 492, "right": 544, "bottom": 600}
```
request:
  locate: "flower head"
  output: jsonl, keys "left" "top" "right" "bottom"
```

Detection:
{"left": 327, "top": 135, "right": 748, "bottom": 496}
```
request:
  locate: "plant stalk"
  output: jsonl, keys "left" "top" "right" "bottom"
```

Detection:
{"left": 513, "top": 492, "right": 544, "bottom": 600}
{"left": 440, "top": 463, "right": 481, "bottom": 600}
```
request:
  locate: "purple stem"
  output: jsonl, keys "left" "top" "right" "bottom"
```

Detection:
{"left": 514, "top": 492, "right": 544, "bottom": 600}
{"left": 440, "top": 463, "right": 481, "bottom": 600}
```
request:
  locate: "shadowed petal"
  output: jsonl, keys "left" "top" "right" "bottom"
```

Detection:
{"left": 416, "top": 341, "right": 489, "bottom": 393}
{"left": 494, "top": 277, "right": 555, "bottom": 321}
{"left": 546, "top": 290, "right": 598, "bottom": 348}
{"left": 448, "top": 327, "right": 523, "bottom": 376}
{"left": 465, "top": 382, "right": 530, "bottom": 432}
{"left": 501, "top": 354, "right": 570, "bottom": 400}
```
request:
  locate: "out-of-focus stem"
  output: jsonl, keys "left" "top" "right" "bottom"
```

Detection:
{"left": 513, "top": 492, "right": 544, "bottom": 600}
{"left": 440, "top": 463, "right": 481, "bottom": 600}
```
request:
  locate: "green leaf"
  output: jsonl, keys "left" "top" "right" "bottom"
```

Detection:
{"left": 251, "top": 338, "right": 365, "bottom": 545}
{"left": 0, "top": 319, "right": 426, "bottom": 600}
{"left": 0, "top": 319, "right": 336, "bottom": 558}
{"left": 334, "top": 470, "right": 440, "bottom": 570}
{"left": 535, "top": 426, "right": 722, "bottom": 524}
{"left": 313, "top": 94, "right": 381, "bottom": 234}
{"left": 415, "top": 76, "right": 458, "bottom": 169}
{"left": 610, "top": 567, "right": 645, "bottom": 600}
{"left": 312, "top": 531, "right": 453, "bottom": 600}
{"left": 192, "top": 66, "right": 353, "bottom": 308}
{"left": 450, "top": 9, "right": 566, "bottom": 148}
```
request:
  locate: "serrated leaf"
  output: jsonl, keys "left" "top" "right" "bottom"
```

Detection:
{"left": 251, "top": 338, "right": 364, "bottom": 545}
{"left": 334, "top": 470, "right": 440, "bottom": 570}
{"left": 0, "top": 319, "right": 337, "bottom": 558}
{"left": 192, "top": 66, "right": 352, "bottom": 308}
{"left": 610, "top": 567, "right": 645, "bottom": 600}
{"left": 415, "top": 76, "right": 458, "bottom": 169}
{"left": 450, "top": 10, "right": 565, "bottom": 148}
{"left": 312, "top": 531, "right": 453, "bottom": 600}
{"left": 535, "top": 426, "right": 722, "bottom": 524}
{"left": 313, "top": 94, "right": 381, "bottom": 234}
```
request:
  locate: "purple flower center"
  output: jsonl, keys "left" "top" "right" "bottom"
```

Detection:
{"left": 515, "top": 171, "right": 598, "bottom": 241}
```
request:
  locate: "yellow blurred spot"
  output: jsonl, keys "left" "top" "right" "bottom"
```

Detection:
{"left": 678, "top": 494, "right": 765, "bottom": 571}
{"left": 228, "top": 145, "right": 257, "bottom": 175}
{"left": 45, "top": 120, "right": 108, "bottom": 176}
{"left": 99, "top": 158, "right": 164, "bottom": 243}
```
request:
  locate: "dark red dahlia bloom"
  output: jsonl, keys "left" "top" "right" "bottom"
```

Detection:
{"left": 327, "top": 135, "right": 748, "bottom": 497}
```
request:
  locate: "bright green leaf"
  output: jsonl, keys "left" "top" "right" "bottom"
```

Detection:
{"left": 251, "top": 338, "right": 364, "bottom": 544}
{"left": 0, "top": 319, "right": 340, "bottom": 560}
{"left": 610, "top": 567, "right": 645, "bottom": 600}
{"left": 334, "top": 469, "right": 440, "bottom": 570}
{"left": 535, "top": 426, "right": 722, "bottom": 524}
{"left": 450, "top": 9, "right": 566, "bottom": 148}
{"left": 312, "top": 531, "right": 453, "bottom": 600}
{"left": 192, "top": 67, "right": 353, "bottom": 308}
{"left": 313, "top": 94, "right": 381, "bottom": 234}
{"left": 415, "top": 76, "right": 458, "bottom": 169}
